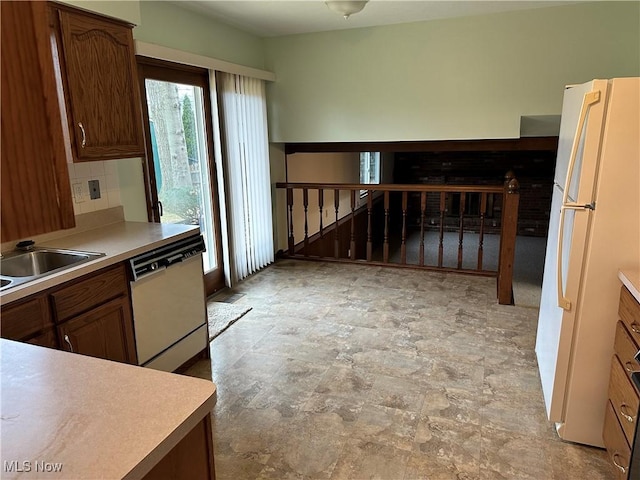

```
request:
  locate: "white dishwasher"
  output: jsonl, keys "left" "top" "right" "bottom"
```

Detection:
{"left": 129, "top": 234, "right": 208, "bottom": 372}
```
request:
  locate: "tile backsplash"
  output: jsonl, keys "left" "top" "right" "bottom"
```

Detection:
{"left": 67, "top": 161, "right": 122, "bottom": 215}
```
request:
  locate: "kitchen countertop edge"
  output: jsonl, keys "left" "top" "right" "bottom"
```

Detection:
{"left": 619, "top": 268, "right": 640, "bottom": 303}
{"left": 1, "top": 221, "right": 199, "bottom": 305}
{"left": 1, "top": 339, "right": 216, "bottom": 480}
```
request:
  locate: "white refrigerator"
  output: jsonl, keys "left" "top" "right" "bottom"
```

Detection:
{"left": 536, "top": 78, "right": 640, "bottom": 447}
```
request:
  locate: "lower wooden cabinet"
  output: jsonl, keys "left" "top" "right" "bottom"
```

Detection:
{"left": 604, "top": 285, "right": 640, "bottom": 479}
{"left": 57, "top": 296, "right": 136, "bottom": 363}
{"left": 25, "top": 328, "right": 59, "bottom": 349}
{"left": 142, "top": 415, "right": 216, "bottom": 480}
{"left": 0, "top": 294, "right": 57, "bottom": 347}
{"left": 604, "top": 400, "right": 633, "bottom": 480}
{"left": 1, "top": 262, "right": 137, "bottom": 365}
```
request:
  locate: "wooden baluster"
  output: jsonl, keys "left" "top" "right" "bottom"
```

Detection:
{"left": 334, "top": 189, "right": 340, "bottom": 258}
{"left": 400, "top": 191, "right": 407, "bottom": 265}
{"left": 287, "top": 188, "right": 294, "bottom": 255}
{"left": 457, "top": 192, "right": 466, "bottom": 269}
{"left": 350, "top": 190, "right": 356, "bottom": 260}
{"left": 419, "top": 192, "right": 426, "bottom": 266}
{"left": 303, "top": 188, "right": 309, "bottom": 257}
{"left": 366, "top": 191, "right": 373, "bottom": 262}
{"left": 383, "top": 191, "right": 390, "bottom": 263}
{"left": 318, "top": 189, "right": 324, "bottom": 240}
{"left": 477, "top": 192, "right": 487, "bottom": 270}
{"left": 438, "top": 192, "right": 445, "bottom": 267}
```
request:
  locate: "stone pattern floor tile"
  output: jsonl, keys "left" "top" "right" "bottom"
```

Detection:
{"left": 185, "top": 260, "right": 614, "bottom": 480}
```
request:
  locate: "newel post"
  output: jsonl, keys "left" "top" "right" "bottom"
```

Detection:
{"left": 497, "top": 171, "right": 520, "bottom": 305}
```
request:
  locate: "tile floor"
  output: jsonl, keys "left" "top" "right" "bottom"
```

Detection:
{"left": 185, "top": 260, "right": 614, "bottom": 479}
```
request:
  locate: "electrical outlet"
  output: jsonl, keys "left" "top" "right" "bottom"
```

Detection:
{"left": 72, "top": 183, "right": 85, "bottom": 203}
{"left": 88, "top": 180, "right": 101, "bottom": 200}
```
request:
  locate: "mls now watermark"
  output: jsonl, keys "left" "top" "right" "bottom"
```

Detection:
{"left": 4, "top": 460, "right": 64, "bottom": 473}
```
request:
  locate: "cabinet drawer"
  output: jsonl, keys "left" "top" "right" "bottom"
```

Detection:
{"left": 619, "top": 286, "right": 640, "bottom": 346}
{"left": 51, "top": 264, "right": 128, "bottom": 322}
{"left": 604, "top": 400, "right": 632, "bottom": 480}
{"left": 615, "top": 321, "right": 640, "bottom": 388}
{"left": 1, "top": 294, "right": 52, "bottom": 340}
{"left": 608, "top": 355, "right": 640, "bottom": 446}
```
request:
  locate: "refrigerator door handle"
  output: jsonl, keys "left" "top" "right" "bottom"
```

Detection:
{"left": 561, "top": 202, "right": 596, "bottom": 211}
{"left": 556, "top": 89, "right": 601, "bottom": 311}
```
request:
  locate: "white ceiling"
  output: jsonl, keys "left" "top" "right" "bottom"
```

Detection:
{"left": 176, "top": 0, "right": 579, "bottom": 37}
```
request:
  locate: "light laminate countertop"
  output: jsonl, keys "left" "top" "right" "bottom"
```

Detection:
{"left": 1, "top": 221, "right": 198, "bottom": 305}
{"left": 0, "top": 339, "right": 216, "bottom": 479}
{"left": 619, "top": 268, "right": 640, "bottom": 303}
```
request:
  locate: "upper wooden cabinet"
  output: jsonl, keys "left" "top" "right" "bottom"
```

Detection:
{"left": 50, "top": 3, "right": 145, "bottom": 161}
{"left": 0, "top": 1, "right": 75, "bottom": 243}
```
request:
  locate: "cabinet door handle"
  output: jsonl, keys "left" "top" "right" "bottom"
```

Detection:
{"left": 78, "top": 122, "right": 86, "bottom": 148}
{"left": 631, "top": 322, "right": 640, "bottom": 334}
{"left": 619, "top": 403, "right": 636, "bottom": 423}
{"left": 624, "top": 361, "right": 637, "bottom": 373}
{"left": 64, "top": 334, "right": 74, "bottom": 353}
{"left": 612, "top": 453, "right": 627, "bottom": 474}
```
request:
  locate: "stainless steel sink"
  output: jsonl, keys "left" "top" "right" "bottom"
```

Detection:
{"left": 0, "top": 248, "right": 105, "bottom": 292}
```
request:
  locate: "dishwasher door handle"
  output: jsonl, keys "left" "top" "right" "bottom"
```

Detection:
{"left": 164, "top": 254, "right": 184, "bottom": 265}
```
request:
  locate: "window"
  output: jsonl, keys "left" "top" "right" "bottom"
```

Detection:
{"left": 360, "top": 152, "right": 381, "bottom": 197}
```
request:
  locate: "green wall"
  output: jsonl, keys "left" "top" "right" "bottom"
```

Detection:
{"left": 134, "top": 1, "right": 265, "bottom": 69}
{"left": 264, "top": 2, "right": 640, "bottom": 143}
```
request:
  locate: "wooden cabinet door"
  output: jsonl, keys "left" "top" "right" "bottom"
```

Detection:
{"left": 0, "top": 292, "right": 58, "bottom": 349}
{"left": 58, "top": 296, "right": 137, "bottom": 364}
{"left": 55, "top": 8, "right": 144, "bottom": 161}
{"left": 0, "top": 1, "right": 75, "bottom": 242}
{"left": 142, "top": 416, "right": 216, "bottom": 480}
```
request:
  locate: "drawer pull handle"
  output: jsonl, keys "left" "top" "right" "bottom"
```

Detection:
{"left": 619, "top": 403, "right": 636, "bottom": 423}
{"left": 612, "top": 453, "right": 627, "bottom": 474}
{"left": 624, "top": 361, "right": 637, "bottom": 373}
{"left": 64, "top": 334, "right": 74, "bottom": 353}
{"left": 630, "top": 322, "right": 640, "bottom": 334}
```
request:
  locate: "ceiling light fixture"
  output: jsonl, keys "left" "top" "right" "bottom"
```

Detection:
{"left": 325, "top": 1, "right": 369, "bottom": 20}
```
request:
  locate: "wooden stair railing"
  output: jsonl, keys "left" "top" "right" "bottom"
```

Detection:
{"left": 276, "top": 173, "right": 520, "bottom": 305}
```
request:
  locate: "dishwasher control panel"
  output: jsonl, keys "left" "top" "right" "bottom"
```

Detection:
{"left": 129, "top": 234, "right": 206, "bottom": 280}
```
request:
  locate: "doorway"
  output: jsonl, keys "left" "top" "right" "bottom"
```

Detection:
{"left": 137, "top": 57, "right": 224, "bottom": 295}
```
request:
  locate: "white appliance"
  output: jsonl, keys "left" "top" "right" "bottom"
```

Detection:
{"left": 536, "top": 78, "right": 640, "bottom": 447}
{"left": 129, "top": 234, "right": 208, "bottom": 372}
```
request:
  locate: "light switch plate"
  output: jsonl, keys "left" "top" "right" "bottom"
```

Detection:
{"left": 88, "top": 179, "right": 101, "bottom": 200}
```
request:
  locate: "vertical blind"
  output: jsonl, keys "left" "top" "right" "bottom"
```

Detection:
{"left": 217, "top": 72, "right": 274, "bottom": 283}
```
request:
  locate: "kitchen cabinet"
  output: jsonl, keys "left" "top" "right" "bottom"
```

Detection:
{"left": 58, "top": 296, "right": 136, "bottom": 363}
{"left": 50, "top": 2, "right": 145, "bottom": 161}
{"left": 603, "top": 283, "right": 640, "bottom": 479}
{"left": 0, "top": 294, "right": 58, "bottom": 349}
{"left": 0, "top": 1, "right": 75, "bottom": 243}
{"left": 1, "top": 263, "right": 136, "bottom": 365}
{"left": 142, "top": 416, "right": 216, "bottom": 480}
{"left": 52, "top": 263, "right": 137, "bottom": 364}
